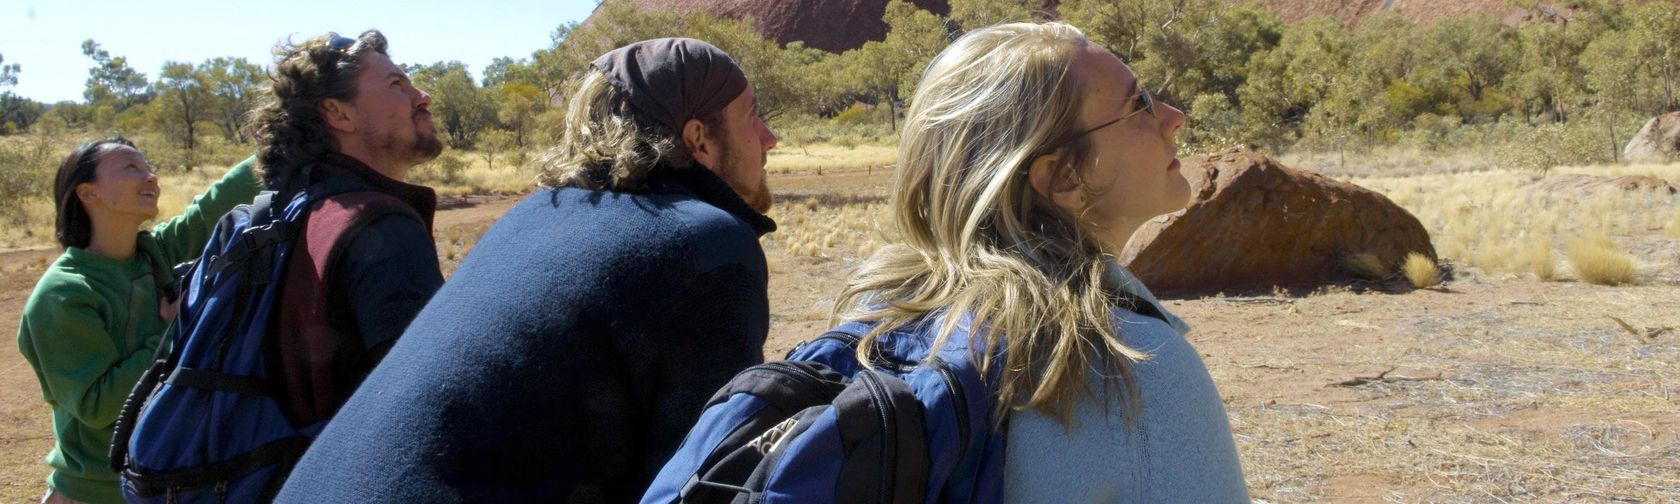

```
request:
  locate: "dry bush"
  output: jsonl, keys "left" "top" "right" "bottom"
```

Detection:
{"left": 762, "top": 193, "right": 890, "bottom": 258}
{"left": 412, "top": 149, "right": 537, "bottom": 197}
{"left": 0, "top": 134, "right": 75, "bottom": 230}
{"left": 1565, "top": 235, "right": 1636, "bottom": 286}
{"left": 1352, "top": 162, "right": 1680, "bottom": 281}
{"left": 764, "top": 143, "right": 895, "bottom": 175}
{"left": 1515, "top": 232, "right": 1556, "bottom": 280}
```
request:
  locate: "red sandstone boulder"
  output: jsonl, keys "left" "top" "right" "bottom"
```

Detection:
{"left": 1120, "top": 148, "right": 1437, "bottom": 297}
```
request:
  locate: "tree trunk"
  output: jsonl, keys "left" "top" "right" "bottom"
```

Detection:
{"left": 1664, "top": 68, "right": 1676, "bottom": 112}
{"left": 1607, "top": 109, "right": 1620, "bottom": 163}
{"left": 886, "top": 92, "right": 898, "bottom": 131}
{"left": 1338, "top": 136, "right": 1346, "bottom": 173}
{"left": 181, "top": 96, "right": 196, "bottom": 152}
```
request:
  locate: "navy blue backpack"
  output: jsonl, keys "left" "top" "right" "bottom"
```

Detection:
{"left": 109, "top": 171, "right": 405, "bottom": 503}
{"left": 640, "top": 317, "right": 1009, "bottom": 504}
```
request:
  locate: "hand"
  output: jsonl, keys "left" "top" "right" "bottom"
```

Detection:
{"left": 159, "top": 295, "right": 182, "bottom": 321}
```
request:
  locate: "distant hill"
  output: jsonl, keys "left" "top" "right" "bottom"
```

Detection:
{"left": 1260, "top": 0, "right": 1563, "bottom": 24}
{"left": 591, "top": 0, "right": 951, "bottom": 53}
{"left": 585, "top": 0, "right": 1679, "bottom": 53}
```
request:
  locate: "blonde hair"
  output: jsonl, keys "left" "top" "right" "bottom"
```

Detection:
{"left": 833, "top": 22, "right": 1150, "bottom": 427}
{"left": 537, "top": 70, "right": 722, "bottom": 191}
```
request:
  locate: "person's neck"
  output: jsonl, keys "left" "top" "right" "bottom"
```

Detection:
{"left": 84, "top": 214, "right": 142, "bottom": 261}
{"left": 1104, "top": 216, "right": 1151, "bottom": 253}
{"left": 335, "top": 141, "right": 409, "bottom": 182}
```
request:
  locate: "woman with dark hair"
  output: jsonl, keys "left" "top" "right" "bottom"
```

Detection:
{"left": 16, "top": 138, "right": 259, "bottom": 504}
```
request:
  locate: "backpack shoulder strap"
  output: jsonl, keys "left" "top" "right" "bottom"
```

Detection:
{"left": 198, "top": 191, "right": 289, "bottom": 281}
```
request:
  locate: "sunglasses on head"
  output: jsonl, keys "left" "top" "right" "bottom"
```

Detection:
{"left": 328, "top": 34, "right": 356, "bottom": 53}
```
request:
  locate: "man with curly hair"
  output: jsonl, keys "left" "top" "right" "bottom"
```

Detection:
{"left": 278, "top": 38, "right": 778, "bottom": 503}
{"left": 247, "top": 29, "right": 445, "bottom": 428}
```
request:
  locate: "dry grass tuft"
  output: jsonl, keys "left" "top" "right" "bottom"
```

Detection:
{"left": 1565, "top": 235, "right": 1636, "bottom": 286}
{"left": 1352, "top": 162, "right": 1680, "bottom": 281}
{"left": 761, "top": 193, "right": 891, "bottom": 258}
{"left": 1516, "top": 232, "right": 1557, "bottom": 281}
{"left": 1344, "top": 252, "right": 1390, "bottom": 280}
{"left": 764, "top": 143, "right": 896, "bottom": 175}
{"left": 1402, "top": 252, "right": 1441, "bottom": 288}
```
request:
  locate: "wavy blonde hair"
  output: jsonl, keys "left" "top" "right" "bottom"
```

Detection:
{"left": 834, "top": 22, "right": 1150, "bottom": 427}
{"left": 537, "top": 70, "right": 723, "bottom": 191}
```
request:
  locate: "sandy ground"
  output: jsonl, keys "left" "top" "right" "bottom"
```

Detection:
{"left": 1, "top": 168, "right": 1676, "bottom": 502}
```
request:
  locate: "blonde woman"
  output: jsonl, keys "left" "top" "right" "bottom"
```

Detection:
{"left": 833, "top": 22, "right": 1247, "bottom": 501}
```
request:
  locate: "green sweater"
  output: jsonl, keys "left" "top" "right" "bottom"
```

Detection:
{"left": 16, "top": 157, "right": 261, "bottom": 504}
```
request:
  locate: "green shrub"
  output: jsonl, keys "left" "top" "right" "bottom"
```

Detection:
{"left": 413, "top": 150, "right": 468, "bottom": 186}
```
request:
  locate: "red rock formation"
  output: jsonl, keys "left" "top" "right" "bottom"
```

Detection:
{"left": 1120, "top": 148, "right": 1436, "bottom": 296}
{"left": 587, "top": 0, "right": 1680, "bottom": 53}
{"left": 600, "top": 0, "right": 951, "bottom": 53}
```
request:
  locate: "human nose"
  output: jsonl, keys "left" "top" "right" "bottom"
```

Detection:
{"left": 1159, "top": 102, "right": 1186, "bottom": 139}
{"left": 759, "top": 118, "right": 778, "bottom": 151}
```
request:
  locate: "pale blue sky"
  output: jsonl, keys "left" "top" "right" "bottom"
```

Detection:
{"left": 0, "top": 0, "right": 603, "bottom": 103}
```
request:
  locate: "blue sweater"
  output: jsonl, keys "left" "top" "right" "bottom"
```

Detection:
{"left": 1003, "top": 266, "right": 1247, "bottom": 503}
{"left": 276, "top": 167, "right": 776, "bottom": 503}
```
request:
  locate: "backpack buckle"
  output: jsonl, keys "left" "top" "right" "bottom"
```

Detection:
{"left": 748, "top": 417, "right": 801, "bottom": 455}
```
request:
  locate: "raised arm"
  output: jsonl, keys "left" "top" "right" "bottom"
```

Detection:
{"left": 149, "top": 155, "right": 263, "bottom": 266}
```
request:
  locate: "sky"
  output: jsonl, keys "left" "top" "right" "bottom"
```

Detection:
{"left": 0, "top": 0, "right": 603, "bottom": 103}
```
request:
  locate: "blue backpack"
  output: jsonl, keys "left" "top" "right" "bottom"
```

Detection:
{"left": 109, "top": 171, "right": 409, "bottom": 503}
{"left": 640, "top": 317, "right": 1008, "bottom": 504}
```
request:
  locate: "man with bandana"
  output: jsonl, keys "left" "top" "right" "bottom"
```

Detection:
{"left": 275, "top": 38, "right": 779, "bottom": 503}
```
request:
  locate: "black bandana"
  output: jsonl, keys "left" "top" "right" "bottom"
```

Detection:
{"left": 590, "top": 38, "right": 748, "bottom": 133}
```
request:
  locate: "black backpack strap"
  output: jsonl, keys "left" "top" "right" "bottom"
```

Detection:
{"left": 833, "top": 371, "right": 929, "bottom": 504}
{"left": 120, "top": 436, "right": 313, "bottom": 498}
{"left": 187, "top": 189, "right": 287, "bottom": 283}
{"left": 134, "top": 243, "right": 180, "bottom": 306}
{"left": 110, "top": 358, "right": 168, "bottom": 473}
{"left": 163, "top": 367, "right": 272, "bottom": 396}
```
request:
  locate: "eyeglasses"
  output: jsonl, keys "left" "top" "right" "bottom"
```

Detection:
{"left": 1035, "top": 83, "right": 1157, "bottom": 156}
{"left": 1068, "top": 84, "right": 1157, "bottom": 140}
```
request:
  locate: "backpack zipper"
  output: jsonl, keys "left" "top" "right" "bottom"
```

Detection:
{"left": 858, "top": 371, "right": 898, "bottom": 503}
{"left": 756, "top": 361, "right": 833, "bottom": 387}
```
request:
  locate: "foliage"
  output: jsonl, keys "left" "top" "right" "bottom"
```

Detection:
{"left": 4, "top": 0, "right": 1677, "bottom": 179}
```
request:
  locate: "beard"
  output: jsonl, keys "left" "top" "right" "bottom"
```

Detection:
{"left": 369, "top": 114, "right": 445, "bottom": 170}
{"left": 744, "top": 176, "right": 773, "bottom": 213}
{"left": 716, "top": 144, "right": 773, "bottom": 213}
{"left": 409, "top": 129, "right": 445, "bottom": 163}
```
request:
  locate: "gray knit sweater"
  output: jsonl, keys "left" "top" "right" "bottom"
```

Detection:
{"left": 1003, "top": 265, "right": 1248, "bottom": 503}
